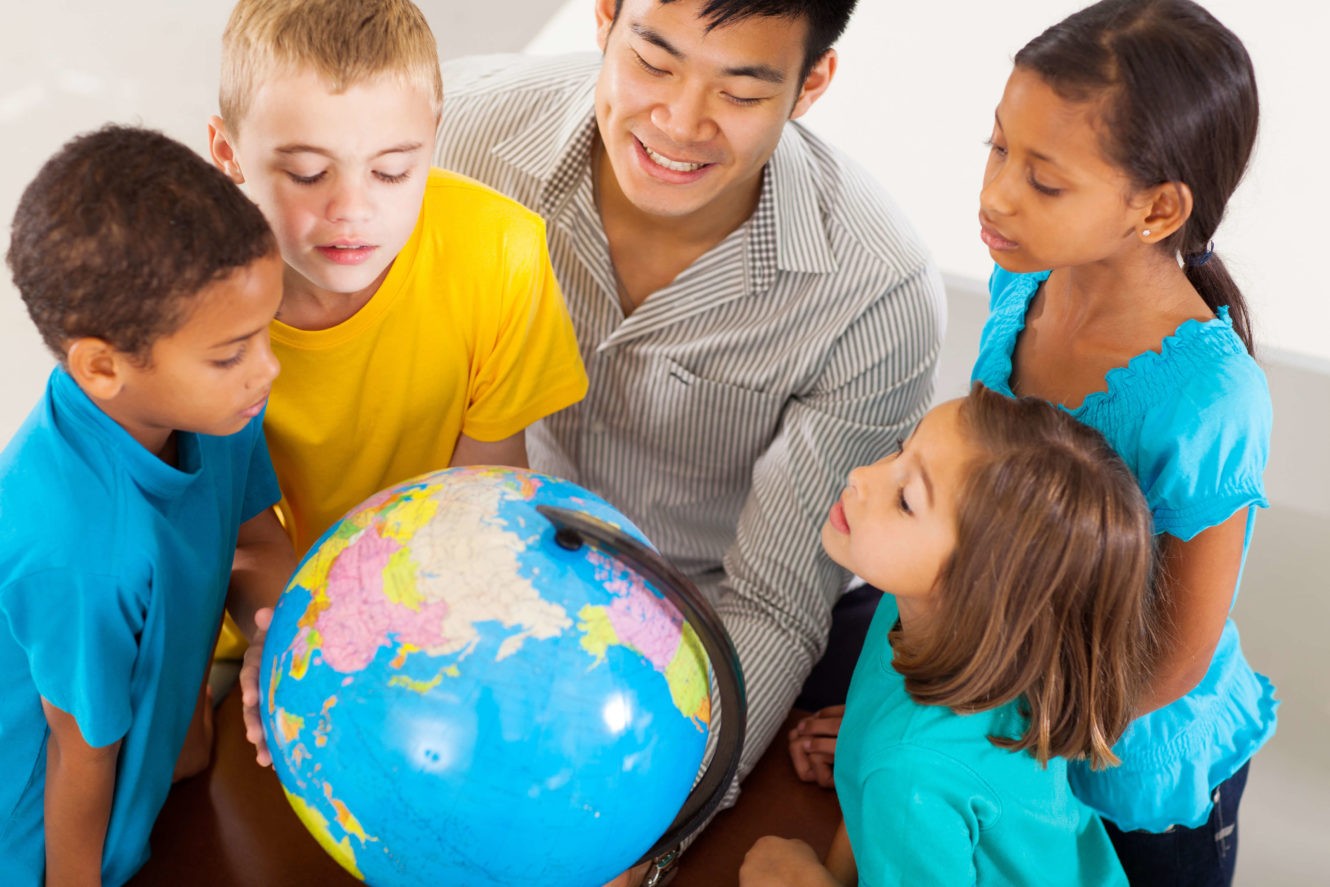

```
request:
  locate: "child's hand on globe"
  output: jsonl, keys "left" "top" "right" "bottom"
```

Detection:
{"left": 239, "top": 607, "right": 273, "bottom": 767}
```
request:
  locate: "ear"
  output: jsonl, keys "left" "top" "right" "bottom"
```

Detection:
{"left": 790, "top": 49, "right": 837, "bottom": 121}
{"left": 1138, "top": 182, "right": 1193, "bottom": 243}
{"left": 594, "top": 0, "right": 617, "bottom": 52}
{"left": 208, "top": 115, "right": 246, "bottom": 184}
{"left": 65, "top": 338, "right": 127, "bottom": 401}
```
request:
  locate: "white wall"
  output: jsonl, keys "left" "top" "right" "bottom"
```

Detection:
{"left": 530, "top": 1, "right": 1330, "bottom": 370}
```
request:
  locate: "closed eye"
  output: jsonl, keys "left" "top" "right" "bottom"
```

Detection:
{"left": 633, "top": 50, "right": 667, "bottom": 77}
{"left": 287, "top": 171, "right": 325, "bottom": 186}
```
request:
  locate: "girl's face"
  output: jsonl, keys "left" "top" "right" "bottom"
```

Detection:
{"left": 821, "top": 399, "right": 976, "bottom": 611}
{"left": 978, "top": 67, "right": 1150, "bottom": 274}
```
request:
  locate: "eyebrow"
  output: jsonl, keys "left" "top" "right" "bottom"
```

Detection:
{"left": 273, "top": 142, "right": 425, "bottom": 158}
{"left": 916, "top": 458, "right": 935, "bottom": 509}
{"left": 631, "top": 24, "right": 787, "bottom": 85}
{"left": 210, "top": 326, "right": 266, "bottom": 349}
{"left": 993, "top": 110, "right": 1062, "bottom": 168}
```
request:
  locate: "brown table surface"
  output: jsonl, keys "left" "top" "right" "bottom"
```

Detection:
{"left": 129, "top": 690, "right": 841, "bottom": 886}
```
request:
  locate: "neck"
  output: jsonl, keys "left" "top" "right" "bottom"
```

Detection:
{"left": 278, "top": 265, "right": 388, "bottom": 331}
{"left": 1045, "top": 252, "right": 1200, "bottom": 332}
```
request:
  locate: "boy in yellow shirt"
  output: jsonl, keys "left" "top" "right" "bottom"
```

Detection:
{"left": 205, "top": 0, "right": 588, "bottom": 657}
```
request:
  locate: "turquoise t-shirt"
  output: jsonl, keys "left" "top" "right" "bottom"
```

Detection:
{"left": 0, "top": 367, "right": 279, "bottom": 885}
{"left": 971, "top": 266, "right": 1277, "bottom": 831}
{"left": 835, "top": 597, "right": 1127, "bottom": 886}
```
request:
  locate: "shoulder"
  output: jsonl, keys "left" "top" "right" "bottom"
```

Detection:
{"left": 440, "top": 52, "right": 597, "bottom": 139}
{"left": 783, "top": 123, "right": 935, "bottom": 280}
{"left": 421, "top": 167, "right": 546, "bottom": 235}
{"left": 0, "top": 401, "right": 118, "bottom": 570}
{"left": 1138, "top": 316, "right": 1270, "bottom": 435}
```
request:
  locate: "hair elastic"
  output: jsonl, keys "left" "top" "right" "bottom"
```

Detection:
{"left": 1186, "top": 241, "right": 1216, "bottom": 267}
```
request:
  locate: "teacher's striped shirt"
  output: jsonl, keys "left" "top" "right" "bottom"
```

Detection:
{"left": 437, "top": 52, "right": 946, "bottom": 812}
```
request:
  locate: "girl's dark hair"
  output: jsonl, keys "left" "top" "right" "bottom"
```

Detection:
{"left": 1015, "top": 0, "right": 1259, "bottom": 354}
{"left": 7, "top": 124, "right": 276, "bottom": 362}
{"left": 891, "top": 385, "right": 1158, "bottom": 769}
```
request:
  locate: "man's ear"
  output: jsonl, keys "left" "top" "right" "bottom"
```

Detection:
{"left": 208, "top": 115, "right": 246, "bottom": 184}
{"left": 594, "top": 0, "right": 617, "bottom": 52}
{"left": 790, "top": 49, "right": 837, "bottom": 121}
{"left": 66, "top": 338, "right": 127, "bottom": 401}
{"left": 1138, "top": 182, "right": 1194, "bottom": 244}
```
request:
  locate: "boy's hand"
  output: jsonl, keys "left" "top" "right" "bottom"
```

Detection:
{"left": 740, "top": 836, "right": 842, "bottom": 886}
{"left": 788, "top": 705, "right": 844, "bottom": 788}
{"left": 239, "top": 607, "right": 273, "bottom": 767}
{"left": 173, "top": 684, "right": 215, "bottom": 782}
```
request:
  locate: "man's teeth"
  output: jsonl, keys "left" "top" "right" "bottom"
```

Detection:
{"left": 644, "top": 145, "right": 705, "bottom": 172}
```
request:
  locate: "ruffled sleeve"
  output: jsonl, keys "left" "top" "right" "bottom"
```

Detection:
{"left": 1133, "top": 338, "right": 1270, "bottom": 540}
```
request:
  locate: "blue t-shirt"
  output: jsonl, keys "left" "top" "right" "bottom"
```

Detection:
{"left": 971, "top": 266, "right": 1278, "bottom": 831}
{"left": 0, "top": 367, "right": 279, "bottom": 885}
{"left": 835, "top": 597, "right": 1126, "bottom": 886}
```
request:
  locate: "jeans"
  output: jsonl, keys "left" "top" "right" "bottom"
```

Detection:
{"left": 1103, "top": 761, "right": 1251, "bottom": 887}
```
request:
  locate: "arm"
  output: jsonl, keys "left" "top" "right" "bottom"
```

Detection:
{"left": 825, "top": 820, "right": 858, "bottom": 885}
{"left": 43, "top": 697, "right": 120, "bottom": 886}
{"left": 713, "top": 270, "right": 943, "bottom": 807}
{"left": 1139, "top": 509, "right": 1249, "bottom": 713}
{"left": 230, "top": 508, "right": 298, "bottom": 766}
{"left": 740, "top": 835, "right": 847, "bottom": 887}
{"left": 227, "top": 507, "right": 297, "bottom": 642}
{"left": 449, "top": 430, "right": 528, "bottom": 469}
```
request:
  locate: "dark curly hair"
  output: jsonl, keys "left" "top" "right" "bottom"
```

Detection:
{"left": 7, "top": 124, "right": 276, "bottom": 362}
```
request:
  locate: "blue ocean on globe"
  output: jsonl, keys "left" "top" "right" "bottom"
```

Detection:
{"left": 260, "top": 466, "right": 712, "bottom": 886}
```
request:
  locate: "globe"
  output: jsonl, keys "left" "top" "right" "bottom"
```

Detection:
{"left": 259, "top": 466, "right": 743, "bottom": 886}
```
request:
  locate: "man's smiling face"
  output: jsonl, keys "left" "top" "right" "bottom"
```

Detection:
{"left": 593, "top": 0, "right": 829, "bottom": 224}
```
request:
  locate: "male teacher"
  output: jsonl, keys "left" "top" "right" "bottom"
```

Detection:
{"left": 436, "top": 0, "right": 944, "bottom": 877}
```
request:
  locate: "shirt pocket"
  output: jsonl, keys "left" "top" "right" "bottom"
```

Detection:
{"left": 631, "top": 357, "right": 787, "bottom": 482}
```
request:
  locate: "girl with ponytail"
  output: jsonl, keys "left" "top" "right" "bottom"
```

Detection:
{"left": 970, "top": 1, "right": 1273, "bottom": 882}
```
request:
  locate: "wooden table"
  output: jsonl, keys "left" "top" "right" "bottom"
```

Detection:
{"left": 129, "top": 691, "right": 841, "bottom": 885}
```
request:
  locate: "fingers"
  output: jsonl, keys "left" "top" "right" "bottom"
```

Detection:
{"left": 239, "top": 611, "right": 274, "bottom": 768}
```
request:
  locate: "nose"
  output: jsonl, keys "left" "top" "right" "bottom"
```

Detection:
{"left": 252, "top": 333, "right": 280, "bottom": 389}
{"left": 326, "top": 173, "right": 373, "bottom": 224}
{"left": 651, "top": 81, "right": 716, "bottom": 146}
{"left": 979, "top": 153, "right": 1016, "bottom": 217}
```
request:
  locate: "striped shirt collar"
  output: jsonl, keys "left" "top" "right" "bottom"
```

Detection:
{"left": 488, "top": 63, "right": 838, "bottom": 288}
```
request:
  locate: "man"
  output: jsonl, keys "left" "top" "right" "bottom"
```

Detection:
{"left": 437, "top": 0, "right": 944, "bottom": 876}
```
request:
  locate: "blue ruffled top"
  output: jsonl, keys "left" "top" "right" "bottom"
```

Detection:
{"left": 971, "top": 266, "right": 1278, "bottom": 832}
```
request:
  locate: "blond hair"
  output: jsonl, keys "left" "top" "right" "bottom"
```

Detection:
{"left": 219, "top": 0, "right": 443, "bottom": 127}
{"left": 891, "top": 384, "right": 1158, "bottom": 770}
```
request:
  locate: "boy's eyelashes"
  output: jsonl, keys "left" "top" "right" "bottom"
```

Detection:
{"left": 211, "top": 345, "right": 248, "bottom": 369}
{"left": 282, "top": 169, "right": 413, "bottom": 186}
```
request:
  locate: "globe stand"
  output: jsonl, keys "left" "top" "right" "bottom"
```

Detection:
{"left": 536, "top": 506, "right": 748, "bottom": 876}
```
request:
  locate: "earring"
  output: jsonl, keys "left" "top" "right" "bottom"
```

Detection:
{"left": 1141, "top": 229, "right": 1152, "bottom": 239}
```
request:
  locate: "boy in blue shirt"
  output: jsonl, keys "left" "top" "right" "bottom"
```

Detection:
{"left": 0, "top": 125, "right": 296, "bottom": 885}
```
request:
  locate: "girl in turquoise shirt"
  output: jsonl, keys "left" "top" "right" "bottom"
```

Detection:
{"left": 969, "top": 2, "right": 1273, "bottom": 884}
{"left": 787, "top": 2, "right": 1270, "bottom": 883}
{"left": 743, "top": 386, "right": 1155, "bottom": 885}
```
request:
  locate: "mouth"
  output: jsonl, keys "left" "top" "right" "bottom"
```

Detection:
{"left": 827, "top": 499, "right": 850, "bottom": 535}
{"left": 634, "top": 136, "right": 714, "bottom": 179}
{"left": 315, "top": 241, "right": 378, "bottom": 265}
{"left": 978, "top": 213, "right": 1019, "bottom": 251}
{"left": 241, "top": 393, "right": 269, "bottom": 419}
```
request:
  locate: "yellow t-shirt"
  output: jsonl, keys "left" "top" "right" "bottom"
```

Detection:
{"left": 267, "top": 168, "right": 587, "bottom": 554}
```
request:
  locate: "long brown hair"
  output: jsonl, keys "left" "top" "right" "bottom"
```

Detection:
{"left": 890, "top": 385, "right": 1157, "bottom": 769}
